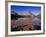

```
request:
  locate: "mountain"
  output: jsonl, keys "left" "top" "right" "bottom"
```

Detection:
{"left": 36, "top": 13, "right": 41, "bottom": 19}
{"left": 11, "top": 11, "right": 24, "bottom": 20}
{"left": 11, "top": 11, "right": 18, "bottom": 15}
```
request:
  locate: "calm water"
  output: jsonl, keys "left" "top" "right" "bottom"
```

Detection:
{"left": 11, "top": 17, "right": 41, "bottom": 27}
{"left": 32, "top": 18, "right": 41, "bottom": 26}
{"left": 15, "top": 18, "right": 32, "bottom": 26}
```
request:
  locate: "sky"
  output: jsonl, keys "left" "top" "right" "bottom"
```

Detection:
{"left": 11, "top": 5, "right": 41, "bottom": 16}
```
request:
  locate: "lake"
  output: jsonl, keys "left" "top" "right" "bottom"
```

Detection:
{"left": 11, "top": 17, "right": 41, "bottom": 29}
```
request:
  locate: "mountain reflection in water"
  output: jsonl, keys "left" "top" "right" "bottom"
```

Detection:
{"left": 15, "top": 18, "right": 32, "bottom": 26}
{"left": 32, "top": 18, "right": 41, "bottom": 26}
{"left": 11, "top": 17, "right": 41, "bottom": 31}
